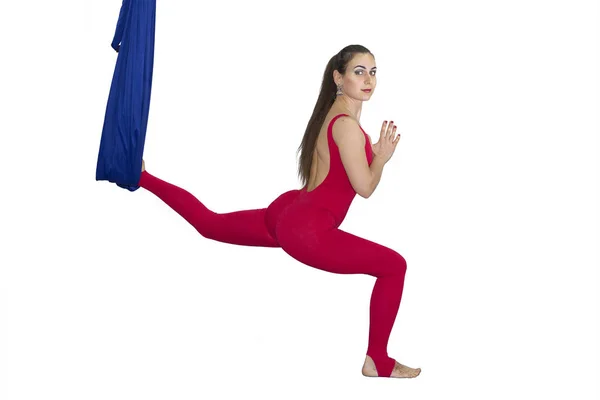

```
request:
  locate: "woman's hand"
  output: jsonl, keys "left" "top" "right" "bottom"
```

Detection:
{"left": 371, "top": 120, "right": 401, "bottom": 163}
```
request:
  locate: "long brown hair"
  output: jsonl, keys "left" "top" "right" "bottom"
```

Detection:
{"left": 296, "top": 44, "right": 373, "bottom": 188}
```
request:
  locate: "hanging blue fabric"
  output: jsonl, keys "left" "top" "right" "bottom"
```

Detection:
{"left": 96, "top": 0, "right": 156, "bottom": 191}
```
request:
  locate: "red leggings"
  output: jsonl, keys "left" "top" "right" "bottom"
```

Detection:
{"left": 139, "top": 170, "right": 407, "bottom": 377}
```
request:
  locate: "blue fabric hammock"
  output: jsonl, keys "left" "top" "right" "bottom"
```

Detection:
{"left": 96, "top": 0, "right": 156, "bottom": 191}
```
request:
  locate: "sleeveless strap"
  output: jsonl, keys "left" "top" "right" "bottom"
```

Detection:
{"left": 328, "top": 113, "right": 349, "bottom": 132}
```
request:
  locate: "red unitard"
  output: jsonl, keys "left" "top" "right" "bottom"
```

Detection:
{"left": 137, "top": 114, "right": 407, "bottom": 377}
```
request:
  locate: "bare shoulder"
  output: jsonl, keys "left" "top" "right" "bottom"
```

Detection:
{"left": 330, "top": 115, "right": 364, "bottom": 144}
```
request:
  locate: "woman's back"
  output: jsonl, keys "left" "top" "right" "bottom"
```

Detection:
{"left": 298, "top": 111, "right": 374, "bottom": 228}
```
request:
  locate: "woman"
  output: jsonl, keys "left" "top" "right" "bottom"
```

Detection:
{"left": 137, "top": 44, "right": 421, "bottom": 379}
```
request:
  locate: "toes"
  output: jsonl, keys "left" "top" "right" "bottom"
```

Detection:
{"left": 394, "top": 363, "right": 421, "bottom": 378}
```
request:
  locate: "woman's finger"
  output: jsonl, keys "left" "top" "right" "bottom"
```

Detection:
{"left": 387, "top": 121, "right": 395, "bottom": 137}
{"left": 386, "top": 125, "right": 395, "bottom": 141}
{"left": 380, "top": 121, "right": 388, "bottom": 138}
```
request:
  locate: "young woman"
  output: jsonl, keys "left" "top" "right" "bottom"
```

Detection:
{"left": 137, "top": 44, "right": 420, "bottom": 379}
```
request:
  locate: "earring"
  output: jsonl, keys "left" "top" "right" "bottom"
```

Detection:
{"left": 336, "top": 83, "right": 343, "bottom": 96}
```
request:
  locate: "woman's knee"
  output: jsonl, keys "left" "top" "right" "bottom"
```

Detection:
{"left": 391, "top": 250, "right": 408, "bottom": 277}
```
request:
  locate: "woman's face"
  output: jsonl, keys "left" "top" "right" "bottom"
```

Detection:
{"left": 337, "top": 53, "right": 377, "bottom": 100}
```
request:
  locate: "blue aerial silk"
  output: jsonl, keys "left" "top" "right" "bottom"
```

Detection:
{"left": 96, "top": 0, "right": 156, "bottom": 191}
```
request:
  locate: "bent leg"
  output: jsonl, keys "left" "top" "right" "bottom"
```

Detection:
{"left": 278, "top": 220, "right": 407, "bottom": 377}
{"left": 139, "top": 170, "right": 282, "bottom": 247}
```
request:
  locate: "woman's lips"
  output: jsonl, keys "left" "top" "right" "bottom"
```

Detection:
{"left": 362, "top": 89, "right": 372, "bottom": 92}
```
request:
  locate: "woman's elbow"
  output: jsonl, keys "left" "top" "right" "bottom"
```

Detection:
{"left": 356, "top": 184, "right": 372, "bottom": 199}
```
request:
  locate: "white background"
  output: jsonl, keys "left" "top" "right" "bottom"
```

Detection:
{"left": 0, "top": 0, "right": 597, "bottom": 399}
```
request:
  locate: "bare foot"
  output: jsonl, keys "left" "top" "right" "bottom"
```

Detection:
{"left": 362, "top": 355, "right": 421, "bottom": 378}
{"left": 141, "top": 159, "right": 145, "bottom": 172}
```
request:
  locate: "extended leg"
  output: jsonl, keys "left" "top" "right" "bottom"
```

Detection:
{"left": 138, "top": 170, "right": 280, "bottom": 247}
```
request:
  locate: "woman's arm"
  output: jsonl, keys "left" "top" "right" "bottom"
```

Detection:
{"left": 367, "top": 155, "right": 386, "bottom": 198}
{"left": 366, "top": 134, "right": 374, "bottom": 153}
{"left": 335, "top": 118, "right": 383, "bottom": 199}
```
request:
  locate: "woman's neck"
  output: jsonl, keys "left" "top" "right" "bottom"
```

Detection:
{"left": 332, "top": 97, "right": 362, "bottom": 121}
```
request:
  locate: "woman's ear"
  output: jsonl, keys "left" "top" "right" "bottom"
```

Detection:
{"left": 332, "top": 70, "right": 341, "bottom": 85}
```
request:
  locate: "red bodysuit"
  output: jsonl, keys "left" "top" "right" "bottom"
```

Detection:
{"left": 138, "top": 114, "right": 407, "bottom": 377}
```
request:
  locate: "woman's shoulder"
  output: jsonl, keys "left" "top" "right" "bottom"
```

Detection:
{"left": 325, "top": 112, "right": 359, "bottom": 131}
{"left": 328, "top": 115, "right": 366, "bottom": 147}
{"left": 327, "top": 111, "right": 355, "bottom": 123}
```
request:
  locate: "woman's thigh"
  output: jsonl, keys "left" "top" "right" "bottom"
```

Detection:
{"left": 276, "top": 206, "right": 407, "bottom": 278}
{"left": 202, "top": 188, "right": 301, "bottom": 247}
